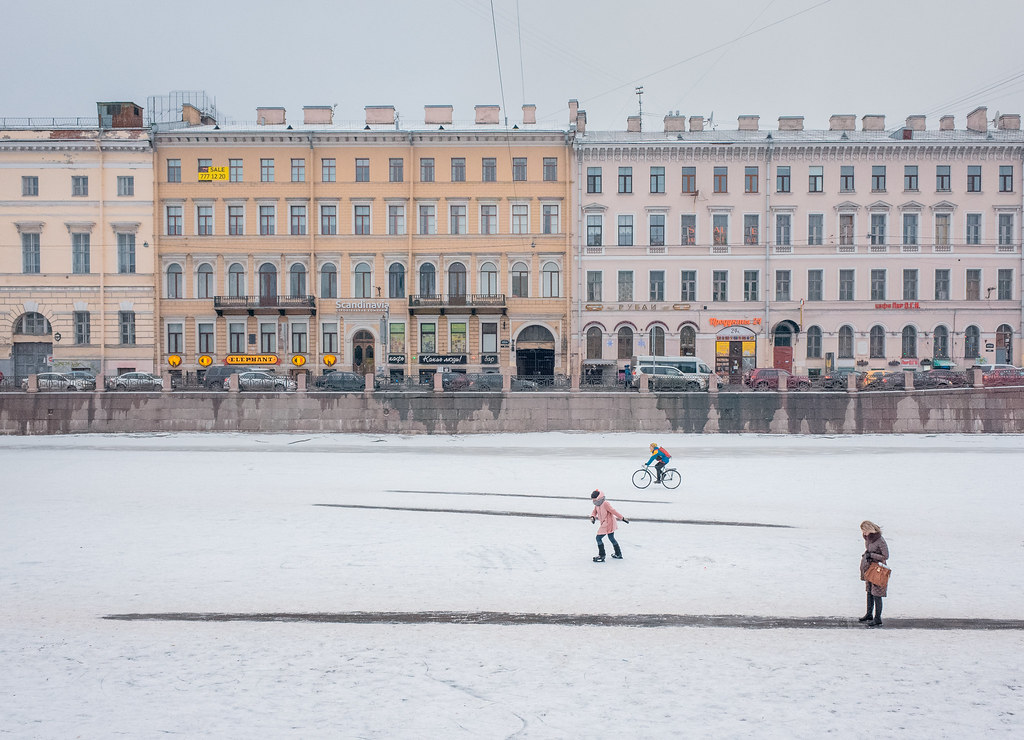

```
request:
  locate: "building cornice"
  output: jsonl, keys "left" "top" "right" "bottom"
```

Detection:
{"left": 575, "top": 142, "right": 1024, "bottom": 162}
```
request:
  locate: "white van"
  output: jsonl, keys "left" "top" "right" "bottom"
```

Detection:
{"left": 630, "top": 356, "right": 714, "bottom": 391}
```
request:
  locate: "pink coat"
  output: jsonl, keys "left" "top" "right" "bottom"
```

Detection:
{"left": 591, "top": 498, "right": 623, "bottom": 534}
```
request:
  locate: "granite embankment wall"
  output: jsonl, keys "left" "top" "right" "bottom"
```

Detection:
{"left": 1, "top": 388, "right": 1022, "bottom": 435}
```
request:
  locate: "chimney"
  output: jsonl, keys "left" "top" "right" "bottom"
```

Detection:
{"left": 303, "top": 106, "right": 333, "bottom": 125}
{"left": 365, "top": 106, "right": 396, "bottom": 126}
{"left": 966, "top": 106, "right": 988, "bottom": 132}
{"left": 778, "top": 116, "right": 804, "bottom": 131}
{"left": 997, "top": 113, "right": 1021, "bottom": 131}
{"left": 738, "top": 115, "right": 759, "bottom": 131}
{"left": 568, "top": 99, "right": 579, "bottom": 126}
{"left": 522, "top": 104, "right": 536, "bottom": 125}
{"left": 626, "top": 116, "right": 641, "bottom": 132}
{"left": 862, "top": 114, "right": 885, "bottom": 131}
{"left": 940, "top": 115, "right": 955, "bottom": 131}
{"left": 689, "top": 116, "right": 704, "bottom": 132}
{"left": 425, "top": 105, "right": 453, "bottom": 125}
{"left": 575, "top": 109, "right": 586, "bottom": 134}
{"left": 905, "top": 115, "right": 926, "bottom": 131}
{"left": 256, "top": 107, "right": 286, "bottom": 125}
{"left": 182, "top": 103, "right": 202, "bottom": 126}
{"left": 664, "top": 113, "right": 686, "bottom": 132}
{"left": 829, "top": 114, "right": 856, "bottom": 131}
{"left": 475, "top": 105, "right": 500, "bottom": 124}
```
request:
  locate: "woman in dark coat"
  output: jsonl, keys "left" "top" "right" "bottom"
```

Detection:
{"left": 859, "top": 520, "right": 889, "bottom": 628}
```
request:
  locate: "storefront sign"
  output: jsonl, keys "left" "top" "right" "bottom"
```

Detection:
{"left": 715, "top": 325, "right": 757, "bottom": 339}
{"left": 198, "top": 355, "right": 213, "bottom": 367}
{"left": 500, "top": 339, "right": 510, "bottom": 347}
{"left": 226, "top": 354, "right": 280, "bottom": 365}
{"left": 616, "top": 303, "right": 662, "bottom": 311}
{"left": 481, "top": 354, "right": 499, "bottom": 365}
{"left": 387, "top": 354, "right": 406, "bottom": 364}
{"left": 419, "top": 354, "right": 467, "bottom": 365}
{"left": 167, "top": 355, "right": 182, "bottom": 367}
{"left": 323, "top": 354, "right": 337, "bottom": 366}
{"left": 197, "top": 166, "right": 228, "bottom": 181}
{"left": 709, "top": 318, "right": 762, "bottom": 327}
{"left": 874, "top": 302, "right": 921, "bottom": 310}
{"left": 335, "top": 300, "right": 389, "bottom": 311}
{"left": 291, "top": 355, "right": 306, "bottom": 367}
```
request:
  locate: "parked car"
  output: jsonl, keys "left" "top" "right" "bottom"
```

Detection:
{"left": 108, "top": 372, "right": 163, "bottom": 391}
{"left": 631, "top": 364, "right": 707, "bottom": 391}
{"left": 229, "top": 371, "right": 297, "bottom": 392}
{"left": 319, "top": 371, "right": 367, "bottom": 392}
{"left": 63, "top": 371, "right": 97, "bottom": 390}
{"left": 818, "top": 368, "right": 862, "bottom": 389}
{"left": 202, "top": 365, "right": 255, "bottom": 390}
{"left": 982, "top": 367, "right": 1024, "bottom": 387}
{"left": 466, "top": 374, "right": 540, "bottom": 391}
{"left": 918, "top": 368, "right": 969, "bottom": 388}
{"left": 859, "top": 369, "right": 889, "bottom": 390}
{"left": 742, "top": 368, "right": 811, "bottom": 391}
{"left": 441, "top": 372, "right": 471, "bottom": 391}
{"left": 972, "top": 363, "right": 1019, "bottom": 373}
{"left": 21, "top": 372, "right": 78, "bottom": 391}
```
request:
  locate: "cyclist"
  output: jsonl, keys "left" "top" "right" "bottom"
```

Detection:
{"left": 645, "top": 442, "right": 671, "bottom": 483}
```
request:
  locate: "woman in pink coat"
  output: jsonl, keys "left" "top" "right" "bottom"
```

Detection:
{"left": 589, "top": 490, "right": 629, "bottom": 562}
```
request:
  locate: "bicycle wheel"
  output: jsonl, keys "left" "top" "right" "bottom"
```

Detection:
{"left": 631, "top": 467, "right": 653, "bottom": 489}
{"left": 661, "top": 468, "right": 682, "bottom": 489}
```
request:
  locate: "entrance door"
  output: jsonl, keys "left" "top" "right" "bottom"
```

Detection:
{"left": 259, "top": 263, "right": 277, "bottom": 306}
{"left": 352, "top": 329, "right": 375, "bottom": 375}
{"left": 516, "top": 348, "right": 555, "bottom": 376}
{"left": 13, "top": 342, "right": 51, "bottom": 381}
{"left": 773, "top": 346, "right": 793, "bottom": 373}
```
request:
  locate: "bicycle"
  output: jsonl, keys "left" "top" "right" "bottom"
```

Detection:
{"left": 632, "top": 465, "right": 681, "bottom": 489}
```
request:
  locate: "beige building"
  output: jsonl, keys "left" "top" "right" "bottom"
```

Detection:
{"left": 0, "top": 103, "right": 155, "bottom": 380}
{"left": 153, "top": 102, "right": 573, "bottom": 383}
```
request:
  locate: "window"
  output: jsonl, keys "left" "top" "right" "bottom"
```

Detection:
{"left": 586, "top": 271, "right": 602, "bottom": 301}
{"left": 419, "top": 263, "right": 436, "bottom": 295}
{"left": 904, "top": 165, "right": 918, "bottom": 191}
{"left": 450, "top": 204, "right": 467, "bottom": 235}
{"left": 511, "top": 204, "right": 529, "bottom": 234}
{"left": 650, "top": 166, "right": 665, "bottom": 193}
{"left": 482, "top": 158, "right": 496, "bottom": 182}
{"left": 743, "top": 270, "right": 759, "bottom": 302}
{"left": 840, "top": 166, "right": 855, "bottom": 192}
{"left": 72, "top": 176, "right": 88, "bottom": 196}
{"left": 586, "top": 326, "right": 603, "bottom": 359}
{"left": 543, "top": 157, "right": 558, "bottom": 181}
{"left": 387, "top": 205, "right": 405, "bottom": 235}
{"left": 998, "top": 213, "right": 1014, "bottom": 246}
{"left": 450, "top": 322, "right": 467, "bottom": 353}
{"left": 542, "top": 204, "right": 559, "bottom": 234}
{"left": 513, "top": 158, "right": 527, "bottom": 181}
{"left": 198, "top": 323, "right": 214, "bottom": 354}
{"left": 117, "top": 233, "right": 135, "bottom": 274}
{"left": 681, "top": 166, "right": 696, "bottom": 194}
{"left": 714, "top": 166, "right": 728, "bottom": 193}
{"left": 964, "top": 325, "right": 980, "bottom": 359}
{"left": 197, "top": 205, "right": 214, "bottom": 235}
{"left": 680, "top": 271, "right": 696, "bottom": 301}
{"left": 449, "top": 262, "right": 468, "bottom": 304}
{"left": 259, "top": 205, "right": 276, "bottom": 235}
{"left": 967, "top": 165, "right": 981, "bottom": 192}
{"left": 166, "top": 204, "right": 183, "bottom": 236}
{"left": 839, "top": 214, "right": 855, "bottom": 246}
{"left": 354, "top": 262, "right": 372, "bottom": 298}
{"left": 198, "top": 158, "right": 211, "bottom": 175}
{"left": 71, "top": 233, "right": 90, "bottom": 274}
{"left": 290, "top": 159, "right": 305, "bottom": 182}
{"left": 966, "top": 269, "right": 981, "bottom": 301}
{"left": 808, "top": 166, "right": 823, "bottom": 193}
{"left": 321, "top": 158, "right": 335, "bottom": 182}
{"left": 260, "top": 158, "right": 274, "bottom": 182}
{"left": 870, "top": 269, "right": 886, "bottom": 300}
{"left": 935, "top": 269, "right": 950, "bottom": 300}
{"left": 167, "top": 323, "right": 183, "bottom": 354}
{"left": 903, "top": 213, "right": 918, "bottom": 245}
{"left": 387, "top": 263, "right": 405, "bottom": 299}
{"left": 838, "top": 325, "right": 854, "bottom": 359}
{"left": 903, "top": 269, "right": 918, "bottom": 300}
{"left": 543, "top": 262, "right": 561, "bottom": 298}
{"left": 649, "top": 326, "right": 665, "bottom": 355}
{"left": 418, "top": 204, "right": 435, "bottom": 235}
{"left": 744, "top": 214, "right": 759, "bottom": 245}
{"left": 119, "top": 311, "right": 136, "bottom": 345}
{"left": 901, "top": 326, "right": 917, "bottom": 358}
{"left": 450, "top": 157, "right": 466, "bottom": 182}
{"left": 511, "top": 262, "right": 529, "bottom": 297}
{"left": 167, "top": 159, "right": 181, "bottom": 183}
{"left": 649, "top": 214, "right": 665, "bottom": 246}
{"left": 871, "top": 165, "right": 886, "bottom": 192}
{"left": 775, "top": 214, "right": 791, "bottom": 246}
{"left": 117, "top": 176, "right": 134, "bottom": 196}
{"left": 870, "top": 326, "right": 885, "bottom": 358}
{"left": 196, "top": 263, "right": 214, "bottom": 299}
{"left": 21, "top": 233, "right": 40, "bottom": 273}
{"left": 74, "top": 311, "right": 90, "bottom": 344}
{"left": 998, "top": 269, "right": 1013, "bottom": 300}
{"left": 839, "top": 269, "right": 855, "bottom": 301}
{"left": 935, "top": 213, "right": 951, "bottom": 246}
{"left": 320, "top": 264, "right": 338, "bottom": 299}
{"left": 712, "top": 214, "right": 728, "bottom": 246}
{"left": 744, "top": 166, "right": 758, "bottom": 193}
{"left": 936, "top": 165, "right": 950, "bottom": 191}
{"left": 320, "top": 205, "right": 337, "bottom": 235}
{"left": 22, "top": 176, "right": 39, "bottom": 196}
{"left": 776, "top": 270, "right": 791, "bottom": 301}
{"left": 806, "top": 326, "right": 822, "bottom": 358}
{"left": 389, "top": 158, "right": 403, "bottom": 182}
{"left": 966, "top": 213, "right": 982, "bottom": 245}
{"left": 928, "top": 325, "right": 948, "bottom": 360}
{"left": 480, "top": 204, "right": 497, "bottom": 234}
{"left": 776, "top": 166, "right": 790, "bottom": 193}
{"left": 587, "top": 215, "right": 602, "bottom": 246}
{"left": 617, "top": 327, "right": 633, "bottom": 360}
{"left": 228, "top": 263, "right": 246, "bottom": 297}
{"left": 807, "top": 214, "right": 824, "bottom": 245}
{"left": 229, "top": 205, "right": 245, "bottom": 235}
{"left": 680, "top": 326, "right": 696, "bottom": 356}
{"left": 354, "top": 204, "right": 370, "bottom": 235}
{"left": 260, "top": 322, "right": 276, "bottom": 353}
{"left": 618, "top": 167, "right": 632, "bottom": 193}
{"left": 617, "top": 271, "right": 633, "bottom": 301}
{"left": 229, "top": 322, "right": 246, "bottom": 354}
{"left": 389, "top": 323, "right": 406, "bottom": 354}
{"left": 15, "top": 312, "right": 49, "bottom": 335}
{"left": 870, "top": 213, "right": 886, "bottom": 245}
{"left": 420, "top": 158, "right": 434, "bottom": 183}
{"left": 999, "top": 165, "right": 1013, "bottom": 192}
{"left": 681, "top": 214, "right": 696, "bottom": 245}
{"left": 807, "top": 269, "right": 823, "bottom": 301}
{"left": 649, "top": 270, "right": 665, "bottom": 301}
{"left": 479, "top": 262, "right": 498, "bottom": 296}
{"left": 587, "top": 167, "right": 602, "bottom": 193}
{"left": 356, "top": 158, "right": 369, "bottom": 182}
{"left": 289, "top": 264, "right": 307, "bottom": 298}
{"left": 166, "top": 264, "right": 183, "bottom": 298}
{"left": 712, "top": 271, "right": 728, "bottom": 301}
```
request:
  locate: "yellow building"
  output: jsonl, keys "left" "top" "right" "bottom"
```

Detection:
{"left": 153, "top": 102, "right": 573, "bottom": 383}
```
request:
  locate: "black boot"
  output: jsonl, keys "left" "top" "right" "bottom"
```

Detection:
{"left": 593, "top": 543, "right": 606, "bottom": 562}
{"left": 866, "top": 596, "right": 883, "bottom": 628}
{"left": 611, "top": 543, "right": 623, "bottom": 559}
{"left": 858, "top": 592, "right": 874, "bottom": 622}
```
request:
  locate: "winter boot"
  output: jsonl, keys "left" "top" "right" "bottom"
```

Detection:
{"left": 593, "top": 542, "right": 606, "bottom": 562}
{"left": 611, "top": 543, "right": 623, "bottom": 559}
{"left": 858, "top": 592, "right": 874, "bottom": 622}
{"left": 866, "top": 597, "right": 883, "bottom": 627}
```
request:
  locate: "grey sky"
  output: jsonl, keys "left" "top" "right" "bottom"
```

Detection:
{"left": 4, "top": 0, "right": 1023, "bottom": 131}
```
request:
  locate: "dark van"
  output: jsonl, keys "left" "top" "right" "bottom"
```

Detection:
{"left": 201, "top": 365, "right": 254, "bottom": 390}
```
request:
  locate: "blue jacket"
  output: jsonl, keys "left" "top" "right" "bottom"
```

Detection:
{"left": 646, "top": 447, "right": 670, "bottom": 465}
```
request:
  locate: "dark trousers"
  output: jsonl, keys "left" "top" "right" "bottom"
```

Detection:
{"left": 597, "top": 532, "right": 620, "bottom": 557}
{"left": 654, "top": 460, "right": 666, "bottom": 480}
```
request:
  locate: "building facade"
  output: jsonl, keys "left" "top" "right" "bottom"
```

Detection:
{"left": 572, "top": 107, "right": 1024, "bottom": 383}
{"left": 0, "top": 103, "right": 155, "bottom": 380}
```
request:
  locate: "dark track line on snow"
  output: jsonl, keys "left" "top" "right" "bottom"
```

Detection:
{"left": 386, "top": 489, "right": 669, "bottom": 504}
{"left": 102, "top": 611, "right": 1024, "bottom": 630}
{"left": 313, "top": 503, "right": 791, "bottom": 528}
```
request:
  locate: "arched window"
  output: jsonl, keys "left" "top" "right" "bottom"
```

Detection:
{"left": 419, "top": 263, "right": 436, "bottom": 296}
{"left": 388, "top": 263, "right": 406, "bottom": 299}
{"left": 289, "top": 263, "right": 307, "bottom": 298}
{"left": 14, "top": 312, "right": 51, "bottom": 335}
{"left": 806, "top": 326, "right": 822, "bottom": 359}
{"left": 542, "top": 261, "right": 560, "bottom": 298}
{"left": 479, "top": 262, "right": 498, "bottom": 296}
{"left": 869, "top": 325, "right": 885, "bottom": 358}
{"left": 448, "top": 262, "right": 467, "bottom": 298}
{"left": 996, "top": 323, "right": 1013, "bottom": 364}
{"left": 649, "top": 326, "right": 665, "bottom": 355}
{"left": 933, "top": 326, "right": 949, "bottom": 359}
{"left": 320, "top": 263, "right": 337, "bottom": 298}
{"left": 964, "top": 325, "right": 981, "bottom": 360}
{"left": 167, "top": 264, "right": 183, "bottom": 299}
{"left": 901, "top": 326, "right": 917, "bottom": 358}
{"left": 680, "top": 326, "right": 696, "bottom": 356}
{"left": 258, "top": 263, "right": 277, "bottom": 299}
{"left": 617, "top": 326, "right": 633, "bottom": 360}
{"left": 354, "top": 262, "right": 372, "bottom": 298}
{"left": 586, "top": 326, "right": 603, "bottom": 359}
{"left": 196, "top": 263, "right": 214, "bottom": 299}
{"left": 838, "top": 325, "right": 854, "bottom": 359}
{"left": 511, "top": 261, "right": 529, "bottom": 297}
{"left": 228, "top": 263, "right": 246, "bottom": 297}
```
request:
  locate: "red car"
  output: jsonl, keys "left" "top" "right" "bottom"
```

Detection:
{"left": 742, "top": 368, "right": 811, "bottom": 391}
{"left": 982, "top": 368, "right": 1024, "bottom": 387}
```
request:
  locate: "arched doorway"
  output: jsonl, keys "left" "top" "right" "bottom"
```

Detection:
{"left": 515, "top": 325, "right": 555, "bottom": 376}
{"left": 773, "top": 320, "right": 799, "bottom": 372}
{"left": 352, "top": 329, "right": 375, "bottom": 375}
{"left": 258, "top": 263, "right": 277, "bottom": 306}
{"left": 12, "top": 312, "right": 53, "bottom": 380}
{"left": 996, "top": 324, "right": 1013, "bottom": 364}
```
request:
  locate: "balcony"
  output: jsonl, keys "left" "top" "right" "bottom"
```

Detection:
{"left": 408, "top": 293, "right": 506, "bottom": 315}
{"left": 214, "top": 295, "right": 316, "bottom": 316}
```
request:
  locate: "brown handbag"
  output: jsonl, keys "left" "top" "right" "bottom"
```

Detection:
{"left": 865, "top": 562, "right": 891, "bottom": 588}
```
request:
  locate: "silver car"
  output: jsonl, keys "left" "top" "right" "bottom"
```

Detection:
{"left": 108, "top": 372, "right": 163, "bottom": 391}
{"left": 64, "top": 371, "right": 97, "bottom": 390}
{"left": 229, "top": 371, "right": 297, "bottom": 392}
{"left": 22, "top": 372, "right": 77, "bottom": 391}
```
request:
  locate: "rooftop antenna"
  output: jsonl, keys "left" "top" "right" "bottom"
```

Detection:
{"left": 635, "top": 86, "right": 644, "bottom": 132}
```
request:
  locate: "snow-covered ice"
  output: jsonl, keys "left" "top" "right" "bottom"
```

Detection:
{"left": 1, "top": 432, "right": 1022, "bottom": 738}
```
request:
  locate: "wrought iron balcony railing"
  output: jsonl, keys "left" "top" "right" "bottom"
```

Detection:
{"left": 213, "top": 295, "right": 316, "bottom": 315}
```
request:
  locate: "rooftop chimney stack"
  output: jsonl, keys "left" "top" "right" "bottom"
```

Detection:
{"left": 689, "top": 116, "right": 704, "bottom": 132}
{"left": 256, "top": 107, "right": 286, "bottom": 125}
{"left": 997, "top": 113, "right": 1021, "bottom": 131}
{"left": 829, "top": 114, "right": 856, "bottom": 131}
{"left": 576, "top": 109, "right": 586, "bottom": 134}
{"left": 626, "top": 116, "right": 641, "bottom": 132}
{"left": 664, "top": 112, "right": 686, "bottom": 132}
{"left": 862, "top": 114, "right": 885, "bottom": 131}
{"left": 966, "top": 106, "right": 988, "bottom": 132}
{"left": 778, "top": 116, "right": 804, "bottom": 131}
{"left": 940, "top": 115, "right": 955, "bottom": 131}
{"left": 475, "top": 105, "right": 500, "bottom": 124}
{"left": 303, "top": 106, "right": 333, "bottom": 125}
{"left": 738, "top": 115, "right": 759, "bottom": 131}
{"left": 905, "top": 115, "right": 926, "bottom": 131}
{"left": 364, "top": 106, "right": 396, "bottom": 126}
{"left": 522, "top": 104, "right": 536, "bottom": 125}
{"left": 425, "top": 105, "right": 453, "bottom": 125}
{"left": 568, "top": 99, "right": 579, "bottom": 126}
